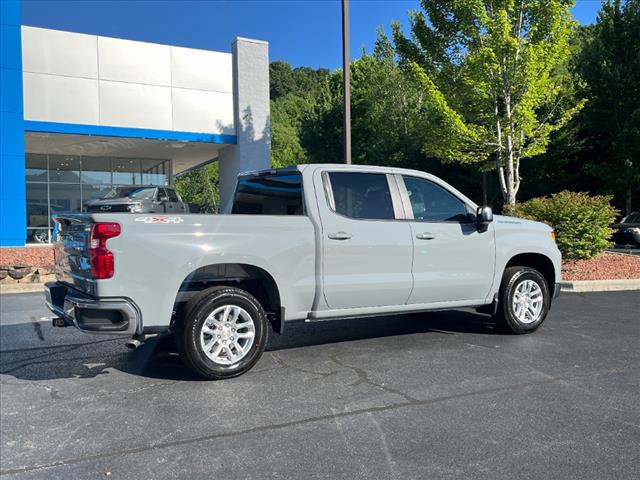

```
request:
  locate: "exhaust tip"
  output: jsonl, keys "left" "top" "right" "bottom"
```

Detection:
{"left": 51, "top": 317, "right": 67, "bottom": 328}
{"left": 125, "top": 339, "right": 143, "bottom": 350}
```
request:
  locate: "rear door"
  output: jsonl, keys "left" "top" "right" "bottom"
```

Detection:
{"left": 316, "top": 170, "right": 413, "bottom": 310}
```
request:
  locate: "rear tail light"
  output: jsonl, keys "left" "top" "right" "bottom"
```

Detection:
{"left": 90, "top": 222, "right": 121, "bottom": 279}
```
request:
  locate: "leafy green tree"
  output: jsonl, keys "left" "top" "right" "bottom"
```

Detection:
{"left": 575, "top": 0, "right": 640, "bottom": 214}
{"left": 271, "top": 93, "right": 314, "bottom": 166}
{"left": 269, "top": 62, "right": 332, "bottom": 166}
{"left": 173, "top": 162, "right": 220, "bottom": 213}
{"left": 391, "top": 0, "right": 584, "bottom": 205}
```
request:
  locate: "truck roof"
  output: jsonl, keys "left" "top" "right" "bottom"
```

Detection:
{"left": 240, "top": 163, "right": 416, "bottom": 177}
{"left": 238, "top": 163, "right": 478, "bottom": 210}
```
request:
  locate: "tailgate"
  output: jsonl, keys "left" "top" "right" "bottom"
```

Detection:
{"left": 52, "top": 213, "right": 94, "bottom": 292}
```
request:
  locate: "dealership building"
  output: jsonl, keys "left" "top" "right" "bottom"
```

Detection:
{"left": 1, "top": 0, "right": 271, "bottom": 248}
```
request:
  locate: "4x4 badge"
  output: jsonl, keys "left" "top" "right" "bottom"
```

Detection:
{"left": 135, "top": 216, "right": 184, "bottom": 224}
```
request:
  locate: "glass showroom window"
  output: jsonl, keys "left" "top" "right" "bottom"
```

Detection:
{"left": 25, "top": 154, "right": 170, "bottom": 244}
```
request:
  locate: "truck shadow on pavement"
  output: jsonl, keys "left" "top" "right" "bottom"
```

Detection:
{"left": 0, "top": 310, "right": 497, "bottom": 382}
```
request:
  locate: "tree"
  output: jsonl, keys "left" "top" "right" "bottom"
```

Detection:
{"left": 269, "top": 62, "right": 332, "bottom": 166}
{"left": 271, "top": 93, "right": 314, "bottom": 166}
{"left": 173, "top": 162, "right": 220, "bottom": 213}
{"left": 575, "top": 0, "right": 640, "bottom": 214}
{"left": 391, "top": 0, "right": 584, "bottom": 205}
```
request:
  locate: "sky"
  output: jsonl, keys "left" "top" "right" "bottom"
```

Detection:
{"left": 22, "top": 0, "right": 603, "bottom": 70}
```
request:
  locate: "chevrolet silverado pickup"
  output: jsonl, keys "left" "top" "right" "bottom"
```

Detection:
{"left": 45, "top": 164, "right": 562, "bottom": 379}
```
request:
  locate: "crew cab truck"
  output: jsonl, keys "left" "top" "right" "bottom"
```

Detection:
{"left": 45, "top": 164, "right": 561, "bottom": 379}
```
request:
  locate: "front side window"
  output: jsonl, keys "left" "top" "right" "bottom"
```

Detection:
{"left": 403, "top": 176, "right": 470, "bottom": 222}
{"left": 232, "top": 172, "right": 303, "bottom": 215}
{"left": 328, "top": 172, "right": 394, "bottom": 220}
{"left": 166, "top": 188, "right": 180, "bottom": 202}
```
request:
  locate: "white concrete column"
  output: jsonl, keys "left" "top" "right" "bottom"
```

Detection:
{"left": 218, "top": 37, "right": 271, "bottom": 213}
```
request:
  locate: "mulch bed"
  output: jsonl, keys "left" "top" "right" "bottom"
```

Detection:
{"left": 562, "top": 252, "right": 640, "bottom": 281}
{"left": 0, "top": 246, "right": 55, "bottom": 268}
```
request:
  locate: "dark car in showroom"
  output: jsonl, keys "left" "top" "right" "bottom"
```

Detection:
{"left": 612, "top": 212, "right": 640, "bottom": 247}
{"left": 85, "top": 186, "right": 189, "bottom": 214}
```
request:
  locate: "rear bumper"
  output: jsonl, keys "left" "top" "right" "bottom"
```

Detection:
{"left": 44, "top": 282, "right": 141, "bottom": 335}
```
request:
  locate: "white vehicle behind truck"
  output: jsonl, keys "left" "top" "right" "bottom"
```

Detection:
{"left": 45, "top": 164, "right": 561, "bottom": 379}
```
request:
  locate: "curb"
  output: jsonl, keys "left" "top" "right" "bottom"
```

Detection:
{"left": 561, "top": 279, "right": 640, "bottom": 292}
{"left": 0, "top": 283, "right": 45, "bottom": 295}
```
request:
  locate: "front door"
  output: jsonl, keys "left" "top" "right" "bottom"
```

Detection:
{"left": 400, "top": 175, "right": 495, "bottom": 304}
{"left": 166, "top": 188, "right": 187, "bottom": 213}
{"left": 317, "top": 170, "right": 414, "bottom": 310}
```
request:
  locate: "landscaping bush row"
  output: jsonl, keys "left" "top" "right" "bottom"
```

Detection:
{"left": 503, "top": 191, "right": 619, "bottom": 260}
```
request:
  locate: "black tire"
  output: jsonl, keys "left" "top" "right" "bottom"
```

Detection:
{"left": 494, "top": 266, "right": 550, "bottom": 334}
{"left": 175, "top": 286, "right": 268, "bottom": 380}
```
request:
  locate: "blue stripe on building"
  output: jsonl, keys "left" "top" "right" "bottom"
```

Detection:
{"left": 0, "top": 0, "right": 26, "bottom": 247}
{"left": 23, "top": 121, "right": 237, "bottom": 145}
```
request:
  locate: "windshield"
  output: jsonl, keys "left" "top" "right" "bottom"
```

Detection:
{"left": 622, "top": 212, "right": 640, "bottom": 224}
{"left": 103, "top": 187, "right": 156, "bottom": 200}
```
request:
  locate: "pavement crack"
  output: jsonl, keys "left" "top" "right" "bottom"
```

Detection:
{"left": 0, "top": 372, "right": 587, "bottom": 477}
{"left": 0, "top": 338, "right": 121, "bottom": 355}
{"left": 0, "top": 352, "right": 127, "bottom": 375}
{"left": 269, "top": 352, "right": 338, "bottom": 378}
{"left": 74, "top": 381, "right": 183, "bottom": 402}
{"left": 1, "top": 366, "right": 636, "bottom": 477}
{"left": 329, "top": 354, "right": 419, "bottom": 404}
{"left": 0, "top": 380, "right": 63, "bottom": 399}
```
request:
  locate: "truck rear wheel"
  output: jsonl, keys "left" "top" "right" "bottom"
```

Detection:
{"left": 494, "top": 266, "right": 550, "bottom": 334}
{"left": 176, "top": 286, "right": 268, "bottom": 380}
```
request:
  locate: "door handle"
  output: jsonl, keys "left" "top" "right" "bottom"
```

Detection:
{"left": 328, "top": 232, "right": 352, "bottom": 240}
{"left": 416, "top": 232, "right": 436, "bottom": 240}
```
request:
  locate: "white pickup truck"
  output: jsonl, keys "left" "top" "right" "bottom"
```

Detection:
{"left": 45, "top": 164, "right": 561, "bottom": 379}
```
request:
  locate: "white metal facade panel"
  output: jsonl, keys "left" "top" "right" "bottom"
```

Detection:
{"left": 21, "top": 27, "right": 236, "bottom": 135}
{"left": 171, "top": 46, "right": 233, "bottom": 93}
{"left": 99, "top": 81, "right": 172, "bottom": 130}
{"left": 172, "top": 88, "right": 234, "bottom": 134}
{"left": 23, "top": 72, "right": 99, "bottom": 125}
{"left": 21, "top": 26, "right": 98, "bottom": 79}
{"left": 98, "top": 36, "right": 171, "bottom": 87}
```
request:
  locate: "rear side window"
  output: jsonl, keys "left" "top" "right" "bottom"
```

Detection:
{"left": 328, "top": 172, "right": 394, "bottom": 220}
{"left": 232, "top": 172, "right": 304, "bottom": 215}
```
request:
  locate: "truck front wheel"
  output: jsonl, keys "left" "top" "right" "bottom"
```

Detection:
{"left": 176, "top": 286, "right": 268, "bottom": 379}
{"left": 494, "top": 266, "right": 550, "bottom": 334}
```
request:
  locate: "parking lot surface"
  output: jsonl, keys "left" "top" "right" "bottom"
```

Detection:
{"left": 1, "top": 291, "right": 639, "bottom": 479}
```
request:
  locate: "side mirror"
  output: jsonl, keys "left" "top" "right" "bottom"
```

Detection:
{"left": 477, "top": 206, "right": 493, "bottom": 227}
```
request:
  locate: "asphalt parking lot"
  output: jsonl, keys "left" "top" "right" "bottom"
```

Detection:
{"left": 1, "top": 291, "right": 639, "bottom": 479}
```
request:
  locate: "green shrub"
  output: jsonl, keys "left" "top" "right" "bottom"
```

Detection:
{"left": 503, "top": 191, "right": 619, "bottom": 260}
